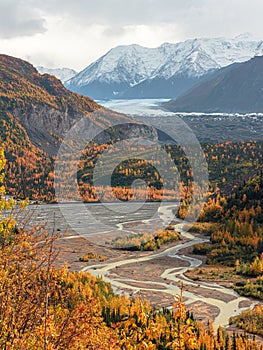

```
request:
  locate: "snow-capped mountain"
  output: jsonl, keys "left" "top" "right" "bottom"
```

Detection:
{"left": 66, "top": 35, "right": 263, "bottom": 99}
{"left": 66, "top": 44, "right": 172, "bottom": 99}
{"left": 37, "top": 66, "right": 77, "bottom": 83}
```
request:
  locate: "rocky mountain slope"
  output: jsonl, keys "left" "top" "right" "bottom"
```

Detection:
{"left": 0, "top": 54, "right": 136, "bottom": 199}
{"left": 66, "top": 35, "right": 263, "bottom": 99}
{"left": 164, "top": 56, "right": 263, "bottom": 114}
{"left": 0, "top": 54, "right": 134, "bottom": 156}
{"left": 0, "top": 54, "right": 101, "bottom": 155}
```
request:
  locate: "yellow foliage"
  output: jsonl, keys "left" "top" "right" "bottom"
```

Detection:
{"left": 0, "top": 149, "right": 262, "bottom": 349}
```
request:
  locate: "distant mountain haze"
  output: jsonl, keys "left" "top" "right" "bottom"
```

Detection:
{"left": 36, "top": 66, "right": 78, "bottom": 83}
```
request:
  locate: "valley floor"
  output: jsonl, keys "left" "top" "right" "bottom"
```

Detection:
{"left": 52, "top": 217, "right": 262, "bottom": 333}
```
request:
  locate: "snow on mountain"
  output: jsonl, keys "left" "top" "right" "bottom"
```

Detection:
{"left": 67, "top": 44, "right": 170, "bottom": 87}
{"left": 153, "top": 37, "right": 262, "bottom": 79}
{"left": 255, "top": 41, "right": 263, "bottom": 56}
{"left": 65, "top": 35, "right": 263, "bottom": 99}
{"left": 37, "top": 66, "right": 77, "bottom": 83}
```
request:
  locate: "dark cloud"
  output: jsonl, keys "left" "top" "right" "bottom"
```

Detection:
{"left": 1, "top": 0, "right": 262, "bottom": 69}
{"left": 31, "top": 0, "right": 201, "bottom": 26}
{"left": 0, "top": 0, "right": 46, "bottom": 39}
{"left": 1, "top": 0, "right": 263, "bottom": 40}
{"left": 20, "top": 0, "right": 263, "bottom": 40}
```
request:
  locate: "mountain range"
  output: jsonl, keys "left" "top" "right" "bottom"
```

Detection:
{"left": 65, "top": 35, "right": 263, "bottom": 100}
{"left": 164, "top": 55, "right": 263, "bottom": 114}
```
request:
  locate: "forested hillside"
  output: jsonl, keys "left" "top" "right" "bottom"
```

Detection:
{"left": 0, "top": 54, "right": 130, "bottom": 201}
{"left": 0, "top": 149, "right": 261, "bottom": 350}
{"left": 1, "top": 55, "right": 263, "bottom": 203}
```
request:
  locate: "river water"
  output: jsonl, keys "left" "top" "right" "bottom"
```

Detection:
{"left": 24, "top": 201, "right": 259, "bottom": 330}
{"left": 24, "top": 99, "right": 260, "bottom": 329}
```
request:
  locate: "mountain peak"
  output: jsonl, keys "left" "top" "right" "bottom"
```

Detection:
{"left": 0, "top": 54, "right": 37, "bottom": 77}
{"left": 111, "top": 43, "right": 144, "bottom": 50}
{"left": 65, "top": 35, "right": 263, "bottom": 99}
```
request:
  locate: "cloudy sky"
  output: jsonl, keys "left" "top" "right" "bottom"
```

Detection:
{"left": 0, "top": 0, "right": 262, "bottom": 71}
